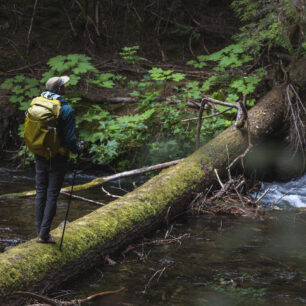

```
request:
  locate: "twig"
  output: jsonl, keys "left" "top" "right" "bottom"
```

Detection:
{"left": 195, "top": 99, "right": 206, "bottom": 149}
{"left": 285, "top": 84, "right": 306, "bottom": 157}
{"left": 203, "top": 95, "right": 239, "bottom": 109}
{"left": 26, "top": 0, "right": 39, "bottom": 56}
{"left": 77, "top": 288, "right": 125, "bottom": 303}
{"left": 101, "top": 186, "right": 121, "bottom": 198}
{"left": 155, "top": 39, "right": 167, "bottom": 62}
{"left": 136, "top": 233, "right": 190, "bottom": 247}
{"left": 164, "top": 224, "right": 173, "bottom": 239}
{"left": 227, "top": 145, "right": 252, "bottom": 171}
{"left": 1, "top": 158, "right": 185, "bottom": 199}
{"left": 235, "top": 179, "right": 245, "bottom": 191}
{"left": 201, "top": 38, "right": 210, "bottom": 54}
{"left": 60, "top": 191, "right": 105, "bottom": 206}
{"left": 62, "top": 6, "right": 77, "bottom": 37}
{"left": 214, "top": 169, "right": 224, "bottom": 190}
{"left": 188, "top": 29, "right": 196, "bottom": 57}
{"left": 202, "top": 95, "right": 250, "bottom": 132}
{"left": 144, "top": 267, "right": 166, "bottom": 293}
{"left": 255, "top": 188, "right": 271, "bottom": 203}
{"left": 181, "top": 107, "right": 232, "bottom": 122}
{"left": 233, "top": 184, "right": 245, "bottom": 207}
{"left": 95, "top": 0, "right": 100, "bottom": 35}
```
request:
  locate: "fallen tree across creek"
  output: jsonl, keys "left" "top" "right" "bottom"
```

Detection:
{"left": 0, "top": 84, "right": 288, "bottom": 304}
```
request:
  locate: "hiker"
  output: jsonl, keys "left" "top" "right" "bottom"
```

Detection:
{"left": 25, "top": 76, "right": 82, "bottom": 244}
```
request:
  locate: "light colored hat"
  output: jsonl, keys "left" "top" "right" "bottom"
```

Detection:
{"left": 45, "top": 76, "right": 70, "bottom": 92}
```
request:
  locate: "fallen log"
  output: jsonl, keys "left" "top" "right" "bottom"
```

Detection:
{"left": 83, "top": 95, "right": 202, "bottom": 108}
{"left": 0, "top": 84, "right": 287, "bottom": 304}
{"left": 0, "top": 158, "right": 185, "bottom": 199}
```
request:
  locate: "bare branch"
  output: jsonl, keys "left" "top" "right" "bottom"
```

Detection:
{"left": 214, "top": 168, "right": 225, "bottom": 190}
{"left": 26, "top": 0, "right": 39, "bottom": 56}
{"left": 101, "top": 186, "right": 121, "bottom": 198}
{"left": 144, "top": 267, "right": 166, "bottom": 293}
{"left": 1, "top": 159, "right": 185, "bottom": 199}
{"left": 203, "top": 95, "right": 239, "bottom": 109}
{"left": 60, "top": 191, "right": 105, "bottom": 206}
{"left": 181, "top": 107, "right": 232, "bottom": 122}
{"left": 195, "top": 99, "right": 206, "bottom": 149}
{"left": 285, "top": 84, "right": 306, "bottom": 156}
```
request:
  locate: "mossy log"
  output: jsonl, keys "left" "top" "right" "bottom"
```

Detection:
{"left": 0, "top": 85, "right": 286, "bottom": 304}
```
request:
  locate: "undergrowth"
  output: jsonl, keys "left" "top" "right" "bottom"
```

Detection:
{"left": 1, "top": 0, "right": 304, "bottom": 168}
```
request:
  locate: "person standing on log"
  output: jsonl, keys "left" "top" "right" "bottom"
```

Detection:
{"left": 24, "top": 76, "right": 82, "bottom": 244}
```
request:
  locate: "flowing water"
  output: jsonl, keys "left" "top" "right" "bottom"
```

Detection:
{"left": 1, "top": 166, "right": 306, "bottom": 305}
{"left": 252, "top": 175, "right": 306, "bottom": 209}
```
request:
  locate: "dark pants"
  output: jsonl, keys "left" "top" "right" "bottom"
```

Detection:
{"left": 35, "top": 154, "right": 68, "bottom": 240}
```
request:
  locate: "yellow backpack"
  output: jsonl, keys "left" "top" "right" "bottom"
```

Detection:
{"left": 24, "top": 96, "right": 67, "bottom": 159}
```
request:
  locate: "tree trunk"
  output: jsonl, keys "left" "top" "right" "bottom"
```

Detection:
{"left": 0, "top": 85, "right": 286, "bottom": 304}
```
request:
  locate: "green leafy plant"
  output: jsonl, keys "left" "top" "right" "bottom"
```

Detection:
{"left": 41, "top": 54, "right": 97, "bottom": 86}
{"left": 187, "top": 43, "right": 266, "bottom": 109}
{"left": 0, "top": 75, "right": 41, "bottom": 111}
{"left": 119, "top": 45, "right": 147, "bottom": 64}
{"left": 0, "top": 50, "right": 245, "bottom": 167}
{"left": 231, "top": 0, "right": 305, "bottom": 56}
{"left": 17, "top": 124, "right": 35, "bottom": 165}
{"left": 148, "top": 67, "right": 186, "bottom": 82}
{"left": 88, "top": 72, "right": 125, "bottom": 89}
{"left": 77, "top": 105, "right": 155, "bottom": 164}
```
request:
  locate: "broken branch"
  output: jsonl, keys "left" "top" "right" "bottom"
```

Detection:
{"left": 0, "top": 159, "right": 185, "bottom": 199}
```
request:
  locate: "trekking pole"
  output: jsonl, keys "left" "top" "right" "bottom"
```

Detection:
{"left": 59, "top": 150, "right": 81, "bottom": 251}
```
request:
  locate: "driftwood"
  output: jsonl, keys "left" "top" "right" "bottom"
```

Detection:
{"left": 0, "top": 158, "right": 185, "bottom": 199}
{"left": 0, "top": 84, "right": 287, "bottom": 304}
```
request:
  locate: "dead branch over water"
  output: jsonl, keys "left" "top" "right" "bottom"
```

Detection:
{"left": 0, "top": 158, "right": 185, "bottom": 199}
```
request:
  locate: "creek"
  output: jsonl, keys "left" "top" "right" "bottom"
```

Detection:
{"left": 1, "top": 166, "right": 306, "bottom": 305}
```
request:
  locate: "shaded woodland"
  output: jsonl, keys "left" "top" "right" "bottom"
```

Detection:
{"left": 0, "top": 1, "right": 306, "bottom": 304}
{"left": 0, "top": 0, "right": 305, "bottom": 171}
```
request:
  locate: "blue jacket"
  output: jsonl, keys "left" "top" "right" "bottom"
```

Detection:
{"left": 41, "top": 91, "right": 81, "bottom": 154}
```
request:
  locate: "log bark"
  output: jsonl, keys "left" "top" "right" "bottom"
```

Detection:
{"left": 0, "top": 85, "right": 286, "bottom": 304}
